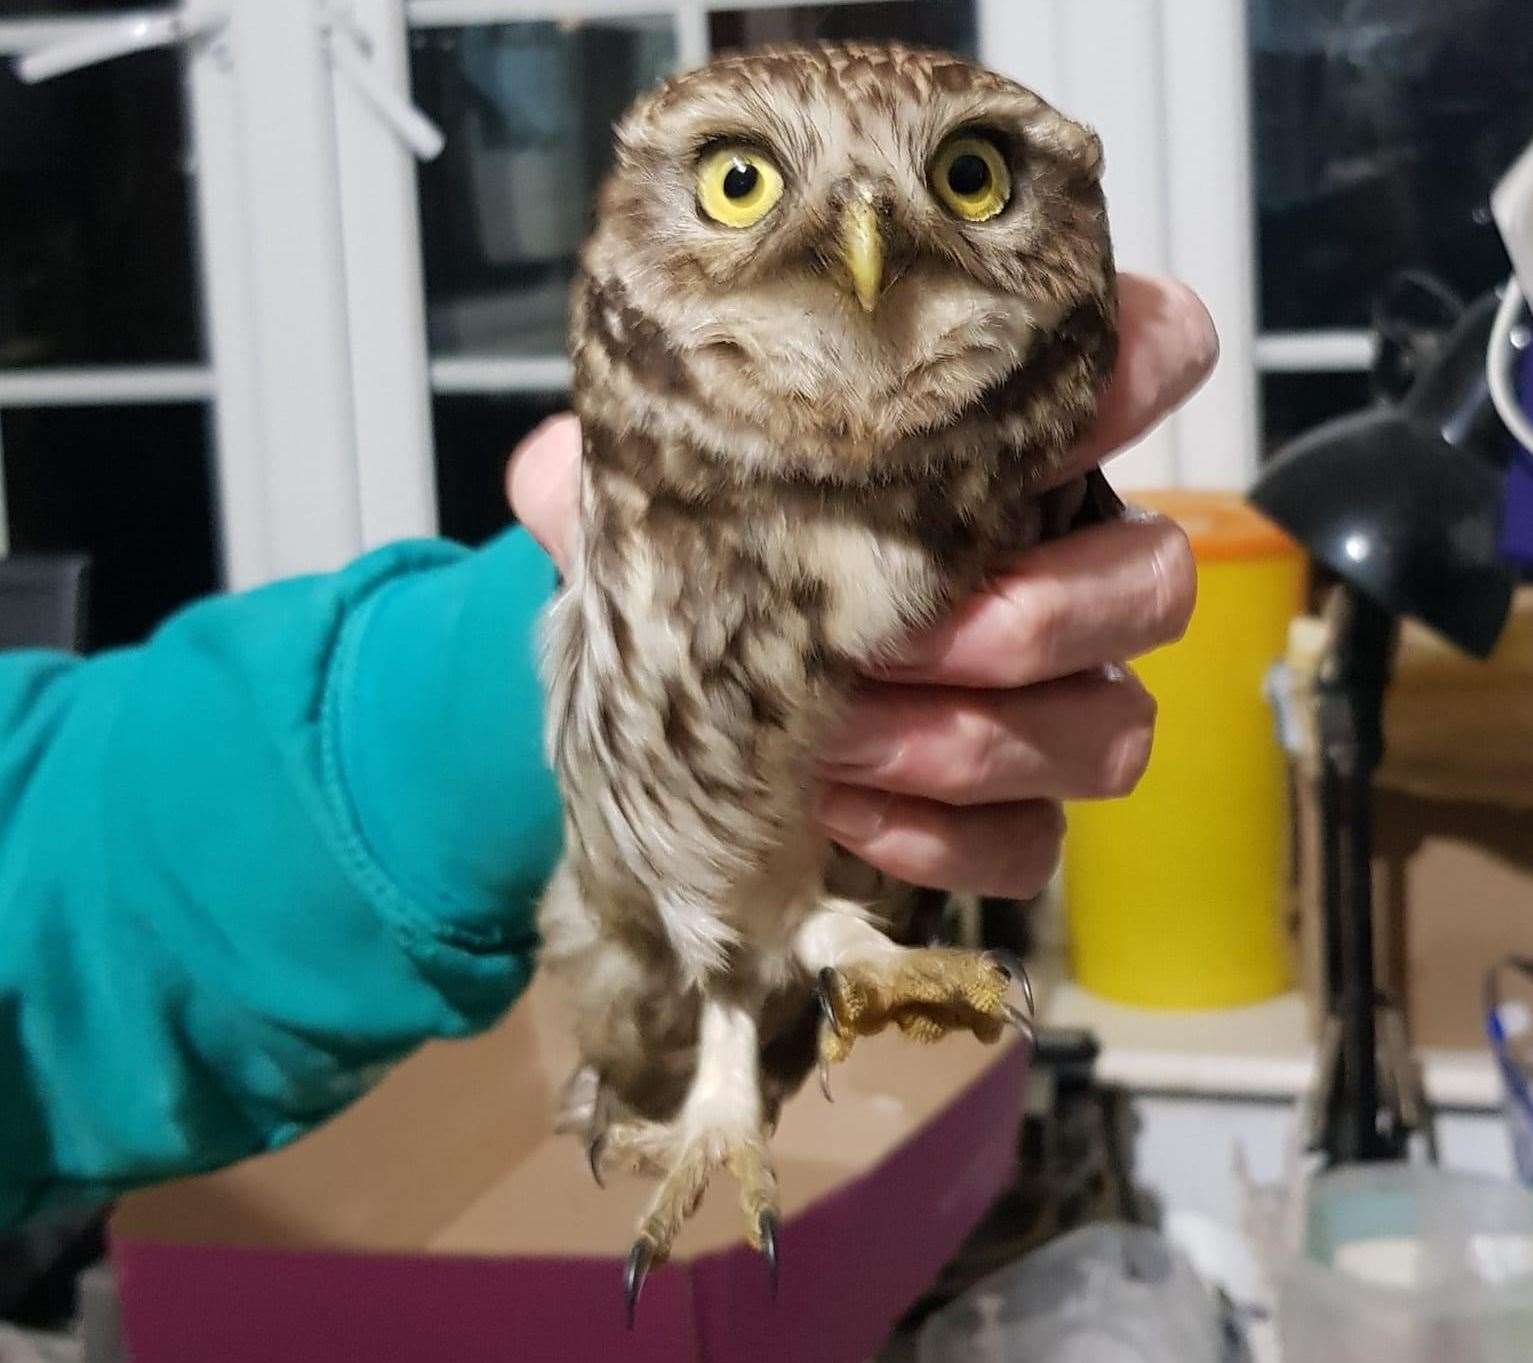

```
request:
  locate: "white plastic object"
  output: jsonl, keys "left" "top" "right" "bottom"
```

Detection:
{"left": 1489, "top": 137, "right": 1533, "bottom": 452}
{"left": 1273, "top": 1166, "right": 1533, "bottom": 1363}
{"left": 14, "top": 10, "right": 226, "bottom": 84}
{"left": 1493, "top": 137, "right": 1533, "bottom": 302}
{"left": 1487, "top": 279, "right": 1533, "bottom": 453}
{"left": 916, "top": 1224, "right": 1233, "bottom": 1363}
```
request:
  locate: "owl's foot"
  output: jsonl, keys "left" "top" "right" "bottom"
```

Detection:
{"left": 814, "top": 948, "right": 1033, "bottom": 1095}
{"left": 623, "top": 1125, "right": 779, "bottom": 1327}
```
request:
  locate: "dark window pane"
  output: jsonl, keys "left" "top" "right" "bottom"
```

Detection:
{"left": 0, "top": 48, "right": 200, "bottom": 367}
{"left": 411, "top": 20, "right": 676, "bottom": 358}
{"left": 709, "top": 1, "right": 976, "bottom": 54}
{"left": 2, "top": 405, "right": 218, "bottom": 649}
{"left": 1250, "top": 0, "right": 1533, "bottom": 330}
{"left": 432, "top": 393, "right": 565, "bottom": 547}
{"left": 1260, "top": 370, "right": 1374, "bottom": 460}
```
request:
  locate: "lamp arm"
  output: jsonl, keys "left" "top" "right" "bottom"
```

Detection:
{"left": 1315, "top": 588, "right": 1405, "bottom": 1165}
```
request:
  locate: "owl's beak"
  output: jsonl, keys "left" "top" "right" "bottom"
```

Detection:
{"left": 839, "top": 194, "right": 885, "bottom": 314}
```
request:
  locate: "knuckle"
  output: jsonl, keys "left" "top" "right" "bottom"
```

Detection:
{"left": 952, "top": 703, "right": 1007, "bottom": 801}
{"left": 1006, "top": 580, "right": 1068, "bottom": 670}
{"left": 870, "top": 802, "right": 961, "bottom": 889}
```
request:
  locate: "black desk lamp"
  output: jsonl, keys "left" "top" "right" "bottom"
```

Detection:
{"left": 1250, "top": 291, "right": 1518, "bottom": 1165}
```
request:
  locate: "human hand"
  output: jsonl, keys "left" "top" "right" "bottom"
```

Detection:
{"left": 507, "top": 273, "right": 1214, "bottom": 898}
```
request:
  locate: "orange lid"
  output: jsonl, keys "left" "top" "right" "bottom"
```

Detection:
{"left": 1122, "top": 489, "right": 1299, "bottom": 564}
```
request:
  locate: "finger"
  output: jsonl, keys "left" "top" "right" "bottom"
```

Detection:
{"left": 505, "top": 413, "right": 581, "bottom": 573}
{"left": 816, "top": 788, "right": 1064, "bottom": 899}
{"left": 1049, "top": 274, "right": 1219, "bottom": 487}
{"left": 883, "top": 514, "right": 1196, "bottom": 688}
{"left": 821, "top": 670, "right": 1156, "bottom": 806}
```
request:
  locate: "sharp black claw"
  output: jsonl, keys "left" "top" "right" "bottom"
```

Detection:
{"left": 588, "top": 1075, "right": 612, "bottom": 1189}
{"left": 1001, "top": 1001, "right": 1036, "bottom": 1042}
{"left": 624, "top": 1240, "right": 653, "bottom": 1329}
{"left": 758, "top": 1213, "right": 779, "bottom": 1298}
{"left": 818, "top": 1058, "right": 834, "bottom": 1103}
{"left": 986, "top": 949, "right": 1036, "bottom": 1017}
{"left": 816, "top": 967, "right": 844, "bottom": 1038}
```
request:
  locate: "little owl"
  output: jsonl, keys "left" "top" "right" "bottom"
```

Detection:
{"left": 535, "top": 41, "right": 1118, "bottom": 1321}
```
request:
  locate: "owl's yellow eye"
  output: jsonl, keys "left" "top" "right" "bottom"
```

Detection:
{"left": 696, "top": 146, "right": 784, "bottom": 229}
{"left": 930, "top": 135, "right": 1012, "bottom": 222}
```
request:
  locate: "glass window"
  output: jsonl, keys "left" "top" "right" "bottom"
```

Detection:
{"left": 0, "top": 50, "right": 201, "bottom": 368}
{"left": 1250, "top": 0, "right": 1533, "bottom": 330}
{"left": 432, "top": 393, "right": 565, "bottom": 548}
{"left": 709, "top": 1, "right": 977, "bottom": 54}
{"left": 2, "top": 405, "right": 218, "bottom": 648}
{"left": 410, "top": 19, "right": 677, "bottom": 359}
{"left": 1259, "top": 370, "right": 1373, "bottom": 460}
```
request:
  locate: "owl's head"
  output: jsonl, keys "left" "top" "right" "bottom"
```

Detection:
{"left": 578, "top": 43, "right": 1115, "bottom": 484}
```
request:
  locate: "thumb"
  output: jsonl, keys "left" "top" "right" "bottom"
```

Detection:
{"left": 505, "top": 413, "right": 580, "bottom": 575}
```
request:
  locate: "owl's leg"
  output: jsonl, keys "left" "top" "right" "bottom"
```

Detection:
{"left": 794, "top": 903, "right": 1033, "bottom": 1097}
{"left": 621, "top": 993, "right": 777, "bottom": 1326}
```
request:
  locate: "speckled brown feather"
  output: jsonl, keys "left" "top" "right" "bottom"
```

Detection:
{"left": 536, "top": 42, "right": 1115, "bottom": 1134}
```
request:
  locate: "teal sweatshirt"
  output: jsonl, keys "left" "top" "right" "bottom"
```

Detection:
{"left": 0, "top": 528, "right": 561, "bottom": 1228}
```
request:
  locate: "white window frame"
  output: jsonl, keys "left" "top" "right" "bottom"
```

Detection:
{"left": 398, "top": 0, "right": 1263, "bottom": 492}
{"left": 2, "top": 0, "right": 440, "bottom": 592}
{"left": 1, "top": 0, "right": 1272, "bottom": 603}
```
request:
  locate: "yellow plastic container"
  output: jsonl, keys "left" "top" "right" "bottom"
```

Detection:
{"left": 1063, "top": 491, "right": 1304, "bottom": 1009}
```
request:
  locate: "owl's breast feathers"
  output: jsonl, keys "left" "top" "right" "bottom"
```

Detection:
{"left": 543, "top": 261, "right": 1114, "bottom": 983}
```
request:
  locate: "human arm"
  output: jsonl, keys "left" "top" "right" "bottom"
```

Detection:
{"left": 0, "top": 529, "right": 560, "bottom": 1226}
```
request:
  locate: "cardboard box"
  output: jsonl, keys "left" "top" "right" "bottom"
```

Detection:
{"left": 1284, "top": 599, "right": 1533, "bottom": 1049}
{"left": 112, "top": 975, "right": 1028, "bottom": 1363}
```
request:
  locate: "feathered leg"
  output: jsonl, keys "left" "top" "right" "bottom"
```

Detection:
{"left": 620, "top": 993, "right": 778, "bottom": 1326}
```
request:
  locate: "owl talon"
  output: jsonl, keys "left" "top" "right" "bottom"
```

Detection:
{"left": 757, "top": 1211, "right": 779, "bottom": 1297}
{"left": 984, "top": 948, "right": 1036, "bottom": 1018}
{"left": 816, "top": 967, "right": 845, "bottom": 1037}
{"left": 624, "top": 1239, "right": 654, "bottom": 1329}
{"left": 587, "top": 1076, "right": 613, "bottom": 1188}
{"left": 1001, "top": 1001, "right": 1035, "bottom": 1040}
{"left": 818, "top": 1055, "right": 834, "bottom": 1102}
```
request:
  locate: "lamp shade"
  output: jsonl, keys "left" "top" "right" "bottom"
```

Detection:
{"left": 1251, "top": 291, "right": 1517, "bottom": 658}
{"left": 1251, "top": 409, "right": 1513, "bottom": 657}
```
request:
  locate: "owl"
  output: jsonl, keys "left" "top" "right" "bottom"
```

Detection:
{"left": 535, "top": 42, "right": 1117, "bottom": 1322}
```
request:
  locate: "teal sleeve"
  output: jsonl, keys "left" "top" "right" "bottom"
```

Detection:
{"left": 0, "top": 528, "right": 561, "bottom": 1226}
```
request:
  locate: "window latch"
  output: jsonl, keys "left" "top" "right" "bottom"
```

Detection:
{"left": 325, "top": 9, "right": 445, "bottom": 163}
{"left": 14, "top": 10, "right": 228, "bottom": 84}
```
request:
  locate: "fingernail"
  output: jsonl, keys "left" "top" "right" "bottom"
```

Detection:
{"left": 816, "top": 787, "right": 892, "bottom": 842}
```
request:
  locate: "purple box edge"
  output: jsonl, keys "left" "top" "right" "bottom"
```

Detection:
{"left": 114, "top": 1041, "right": 1027, "bottom": 1363}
